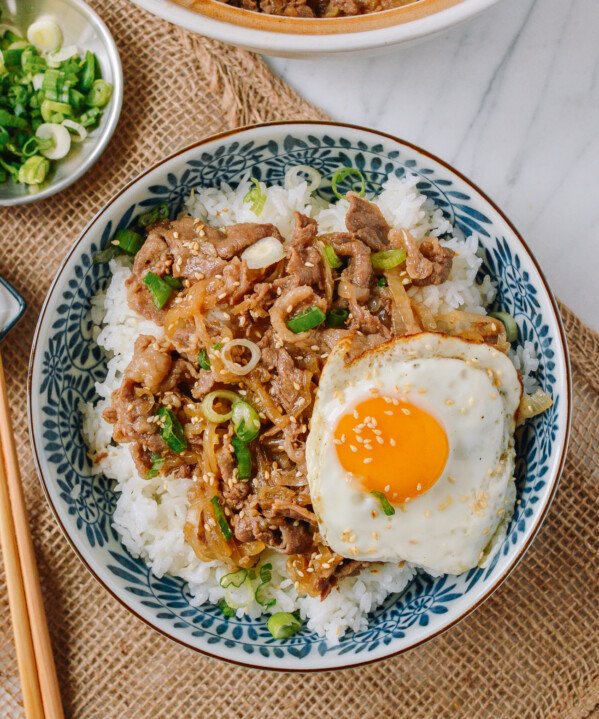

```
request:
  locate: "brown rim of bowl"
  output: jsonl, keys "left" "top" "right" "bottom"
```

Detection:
{"left": 27, "top": 120, "right": 572, "bottom": 673}
{"left": 168, "top": 0, "right": 464, "bottom": 35}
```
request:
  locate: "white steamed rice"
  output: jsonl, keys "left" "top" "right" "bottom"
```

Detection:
{"left": 83, "top": 173, "right": 538, "bottom": 642}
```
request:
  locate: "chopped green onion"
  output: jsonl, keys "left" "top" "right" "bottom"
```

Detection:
{"left": 243, "top": 178, "right": 267, "bottom": 216}
{"left": 255, "top": 562, "right": 275, "bottom": 608}
{"left": 146, "top": 453, "right": 165, "bottom": 479}
{"left": 325, "top": 307, "right": 349, "bottom": 328}
{"left": 162, "top": 275, "right": 183, "bottom": 290}
{"left": 156, "top": 407, "right": 187, "bottom": 454}
{"left": 286, "top": 306, "right": 326, "bottom": 334}
{"left": 377, "top": 276, "right": 388, "bottom": 287}
{"left": 114, "top": 228, "right": 144, "bottom": 256}
{"left": 371, "top": 248, "right": 407, "bottom": 270}
{"left": 40, "top": 99, "right": 72, "bottom": 122}
{"left": 231, "top": 436, "right": 252, "bottom": 481}
{"left": 231, "top": 401, "right": 261, "bottom": 443}
{"left": 201, "top": 390, "right": 240, "bottom": 424}
{"left": 371, "top": 490, "right": 395, "bottom": 516}
{"left": 210, "top": 496, "right": 233, "bottom": 540}
{"left": 323, "top": 244, "right": 342, "bottom": 269}
{"left": 143, "top": 271, "right": 175, "bottom": 309}
{"left": 331, "top": 167, "right": 366, "bottom": 200}
{"left": 489, "top": 311, "right": 518, "bottom": 343}
{"left": 267, "top": 612, "right": 302, "bottom": 640}
{"left": 220, "top": 568, "right": 248, "bottom": 588}
{"left": 138, "top": 202, "right": 169, "bottom": 228}
{"left": 198, "top": 349, "right": 211, "bottom": 370}
{"left": 92, "top": 246, "right": 118, "bottom": 264}
{"left": 85, "top": 79, "right": 112, "bottom": 108}
{"left": 0, "top": 109, "right": 28, "bottom": 129}
{"left": 17, "top": 155, "right": 49, "bottom": 184}
{"left": 79, "top": 50, "right": 96, "bottom": 92}
{"left": 217, "top": 598, "right": 235, "bottom": 618}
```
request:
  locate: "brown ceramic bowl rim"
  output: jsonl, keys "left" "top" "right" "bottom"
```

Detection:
{"left": 28, "top": 121, "right": 572, "bottom": 672}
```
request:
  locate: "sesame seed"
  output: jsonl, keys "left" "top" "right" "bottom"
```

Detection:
{"left": 401, "top": 408, "right": 411, "bottom": 415}
{"left": 384, "top": 484, "right": 390, "bottom": 492}
{"left": 389, "top": 438, "right": 397, "bottom": 447}
{"left": 384, "top": 410, "right": 394, "bottom": 416}
{"left": 350, "top": 445, "right": 358, "bottom": 453}
{"left": 416, "top": 483, "right": 422, "bottom": 491}
{"left": 363, "top": 458, "right": 373, "bottom": 464}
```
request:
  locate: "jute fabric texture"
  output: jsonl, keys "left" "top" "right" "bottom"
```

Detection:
{"left": 0, "top": 2, "right": 597, "bottom": 716}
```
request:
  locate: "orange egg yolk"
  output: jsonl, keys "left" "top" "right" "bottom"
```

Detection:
{"left": 334, "top": 396, "right": 449, "bottom": 504}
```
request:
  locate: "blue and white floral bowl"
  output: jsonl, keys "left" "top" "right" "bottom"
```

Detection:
{"left": 28, "top": 122, "right": 571, "bottom": 671}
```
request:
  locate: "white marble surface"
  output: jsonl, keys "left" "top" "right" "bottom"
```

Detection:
{"left": 269, "top": 0, "right": 599, "bottom": 331}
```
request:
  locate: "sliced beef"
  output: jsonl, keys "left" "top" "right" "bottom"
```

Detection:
{"left": 261, "top": 346, "right": 308, "bottom": 414}
{"left": 330, "top": 235, "right": 372, "bottom": 289}
{"left": 158, "top": 358, "right": 198, "bottom": 394}
{"left": 285, "top": 213, "right": 323, "bottom": 288}
{"left": 259, "top": 0, "right": 315, "bottom": 16}
{"left": 220, "top": 257, "right": 254, "bottom": 303}
{"left": 411, "top": 238, "right": 455, "bottom": 286}
{"left": 282, "top": 422, "right": 307, "bottom": 465}
{"left": 191, "top": 370, "right": 216, "bottom": 400}
{"left": 126, "top": 233, "right": 172, "bottom": 323}
{"left": 215, "top": 223, "right": 283, "bottom": 260}
{"left": 345, "top": 193, "right": 390, "bottom": 251}
{"left": 125, "top": 336, "right": 172, "bottom": 393}
{"left": 269, "top": 500, "right": 317, "bottom": 526}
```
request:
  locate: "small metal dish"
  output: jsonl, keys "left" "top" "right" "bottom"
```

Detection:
{"left": 0, "top": 0, "right": 123, "bottom": 206}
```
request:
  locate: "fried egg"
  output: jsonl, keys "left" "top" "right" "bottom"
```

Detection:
{"left": 306, "top": 332, "right": 522, "bottom": 575}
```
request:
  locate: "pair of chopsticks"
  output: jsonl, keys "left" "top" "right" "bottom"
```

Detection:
{"left": 0, "top": 352, "right": 64, "bottom": 719}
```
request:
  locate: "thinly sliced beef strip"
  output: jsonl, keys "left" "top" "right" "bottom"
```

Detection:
{"left": 345, "top": 193, "right": 390, "bottom": 251}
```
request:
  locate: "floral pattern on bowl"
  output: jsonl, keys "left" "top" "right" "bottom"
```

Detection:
{"left": 28, "top": 122, "right": 570, "bottom": 671}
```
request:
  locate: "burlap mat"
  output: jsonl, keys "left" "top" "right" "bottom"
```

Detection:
{"left": 0, "top": 2, "right": 597, "bottom": 717}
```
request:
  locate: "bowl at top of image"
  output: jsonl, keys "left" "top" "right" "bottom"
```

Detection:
{"left": 28, "top": 121, "right": 570, "bottom": 671}
{"left": 132, "top": 0, "right": 503, "bottom": 57}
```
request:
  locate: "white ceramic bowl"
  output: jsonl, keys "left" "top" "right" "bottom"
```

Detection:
{"left": 0, "top": 0, "right": 123, "bottom": 206}
{"left": 132, "top": 0, "right": 502, "bottom": 58}
{"left": 28, "top": 122, "right": 570, "bottom": 670}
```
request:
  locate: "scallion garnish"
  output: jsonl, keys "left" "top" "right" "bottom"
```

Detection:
{"left": 243, "top": 178, "right": 267, "bottom": 216}
{"left": 156, "top": 407, "right": 187, "bottom": 454}
{"left": 371, "top": 490, "right": 395, "bottom": 516}
{"left": 137, "top": 202, "right": 169, "bottom": 228}
{"left": 231, "top": 401, "right": 261, "bottom": 443}
{"left": 217, "top": 598, "right": 236, "bottom": 618}
{"left": 198, "top": 349, "right": 211, "bottom": 370}
{"left": 371, "top": 248, "right": 407, "bottom": 270}
{"left": 489, "top": 311, "right": 518, "bottom": 343}
{"left": 325, "top": 307, "right": 349, "bottom": 328}
{"left": 146, "top": 453, "right": 165, "bottom": 479}
{"left": 114, "top": 228, "right": 144, "bottom": 256}
{"left": 255, "top": 562, "right": 275, "bottom": 608}
{"left": 231, "top": 436, "right": 252, "bottom": 481}
{"left": 377, "top": 276, "right": 388, "bottom": 287}
{"left": 143, "top": 271, "right": 176, "bottom": 309}
{"left": 210, "top": 496, "right": 233, "bottom": 540}
{"left": 323, "top": 244, "right": 342, "bottom": 269}
{"left": 331, "top": 167, "right": 366, "bottom": 200}
{"left": 286, "top": 306, "right": 326, "bottom": 334}
{"left": 266, "top": 612, "right": 302, "bottom": 640}
{"left": 220, "top": 568, "right": 248, "bottom": 588}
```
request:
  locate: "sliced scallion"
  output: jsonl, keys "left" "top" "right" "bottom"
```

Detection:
{"left": 210, "top": 496, "right": 233, "bottom": 540}
{"left": 331, "top": 167, "right": 366, "bottom": 200}
{"left": 489, "top": 311, "right": 518, "bottom": 343}
{"left": 286, "top": 306, "right": 326, "bottom": 334}
{"left": 85, "top": 79, "right": 112, "bottom": 108}
{"left": 198, "top": 349, "right": 211, "bottom": 370}
{"left": 146, "top": 453, "right": 165, "bottom": 479}
{"left": 243, "top": 177, "right": 267, "bottom": 216}
{"left": 220, "top": 568, "right": 248, "bottom": 588}
{"left": 371, "top": 248, "right": 407, "bottom": 270}
{"left": 255, "top": 562, "right": 275, "bottom": 608}
{"left": 114, "top": 228, "right": 144, "bottom": 256}
{"left": 231, "top": 436, "right": 252, "bottom": 481}
{"left": 323, "top": 244, "right": 342, "bottom": 269}
{"left": 137, "top": 201, "right": 169, "bottom": 228}
{"left": 17, "top": 155, "right": 49, "bottom": 184}
{"left": 325, "top": 307, "right": 349, "bottom": 328}
{"left": 217, "top": 598, "right": 235, "bottom": 618}
{"left": 156, "top": 407, "right": 187, "bottom": 454}
{"left": 371, "top": 490, "right": 395, "bottom": 516}
{"left": 201, "top": 390, "right": 240, "bottom": 424}
{"left": 143, "top": 271, "right": 175, "bottom": 309}
{"left": 231, "top": 401, "right": 261, "bottom": 443}
{"left": 266, "top": 612, "right": 302, "bottom": 640}
{"left": 377, "top": 276, "right": 388, "bottom": 287}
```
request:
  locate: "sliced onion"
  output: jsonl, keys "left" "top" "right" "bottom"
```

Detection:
{"left": 517, "top": 389, "right": 553, "bottom": 424}
{"left": 221, "top": 339, "right": 261, "bottom": 376}
{"left": 36, "top": 123, "right": 71, "bottom": 160}
{"left": 201, "top": 390, "right": 241, "bottom": 423}
{"left": 62, "top": 119, "right": 88, "bottom": 143}
{"left": 27, "top": 18, "right": 63, "bottom": 53}
{"left": 285, "top": 165, "right": 321, "bottom": 193}
{"left": 241, "top": 236, "right": 285, "bottom": 270}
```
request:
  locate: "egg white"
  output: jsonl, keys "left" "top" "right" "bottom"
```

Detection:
{"left": 306, "top": 332, "right": 522, "bottom": 576}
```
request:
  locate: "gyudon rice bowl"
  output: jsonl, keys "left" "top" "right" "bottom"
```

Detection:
{"left": 83, "top": 165, "right": 552, "bottom": 643}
